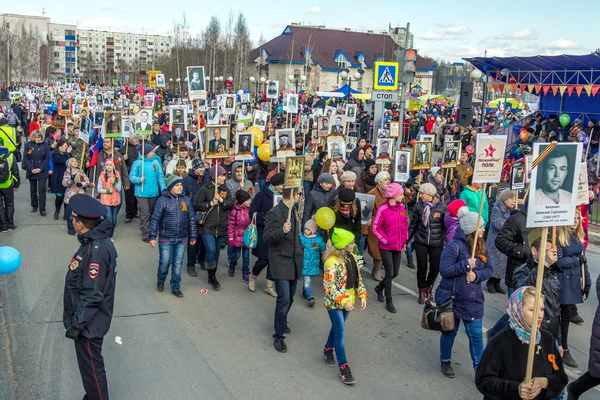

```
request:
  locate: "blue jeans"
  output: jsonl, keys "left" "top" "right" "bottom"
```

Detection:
{"left": 488, "top": 313, "right": 510, "bottom": 340}
{"left": 200, "top": 234, "right": 227, "bottom": 266}
{"left": 325, "top": 309, "right": 350, "bottom": 367}
{"left": 406, "top": 238, "right": 414, "bottom": 258}
{"left": 440, "top": 317, "right": 484, "bottom": 370}
{"left": 273, "top": 279, "right": 297, "bottom": 339}
{"left": 157, "top": 240, "right": 186, "bottom": 291}
{"left": 359, "top": 235, "right": 366, "bottom": 253}
{"left": 66, "top": 204, "right": 75, "bottom": 234}
{"left": 227, "top": 245, "right": 249, "bottom": 271}
{"left": 303, "top": 275, "right": 314, "bottom": 300}
{"left": 105, "top": 205, "right": 119, "bottom": 238}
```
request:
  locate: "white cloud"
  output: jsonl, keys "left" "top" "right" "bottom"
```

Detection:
{"left": 99, "top": 3, "right": 129, "bottom": 12}
{"left": 419, "top": 25, "right": 470, "bottom": 40}
{"left": 444, "top": 25, "right": 471, "bottom": 35}
{"left": 79, "top": 17, "right": 124, "bottom": 30}
{"left": 305, "top": 6, "right": 322, "bottom": 14}
{"left": 495, "top": 28, "right": 538, "bottom": 40}
{"left": 543, "top": 39, "right": 583, "bottom": 50}
{"left": 420, "top": 30, "right": 453, "bottom": 40}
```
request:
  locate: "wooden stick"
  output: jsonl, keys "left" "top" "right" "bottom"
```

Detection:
{"left": 582, "top": 262, "right": 586, "bottom": 290}
{"left": 525, "top": 226, "right": 549, "bottom": 384}
{"left": 551, "top": 226, "right": 557, "bottom": 249}
{"left": 471, "top": 183, "right": 487, "bottom": 260}
{"left": 523, "top": 184, "right": 531, "bottom": 203}
{"left": 287, "top": 188, "right": 294, "bottom": 223}
{"left": 80, "top": 143, "right": 87, "bottom": 171}
{"left": 215, "top": 158, "right": 220, "bottom": 198}
{"left": 241, "top": 160, "right": 245, "bottom": 186}
{"left": 141, "top": 135, "right": 145, "bottom": 192}
{"left": 125, "top": 138, "right": 129, "bottom": 155}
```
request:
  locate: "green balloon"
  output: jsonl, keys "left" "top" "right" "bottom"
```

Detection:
{"left": 559, "top": 113, "right": 570, "bottom": 127}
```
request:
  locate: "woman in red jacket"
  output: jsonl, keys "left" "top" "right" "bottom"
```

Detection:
{"left": 372, "top": 183, "right": 409, "bottom": 313}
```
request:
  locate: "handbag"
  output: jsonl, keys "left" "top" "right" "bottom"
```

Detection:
{"left": 421, "top": 278, "right": 456, "bottom": 332}
{"left": 195, "top": 205, "right": 214, "bottom": 226}
{"left": 243, "top": 213, "right": 258, "bottom": 249}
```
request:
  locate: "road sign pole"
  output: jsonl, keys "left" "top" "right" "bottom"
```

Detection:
{"left": 397, "top": 22, "right": 410, "bottom": 145}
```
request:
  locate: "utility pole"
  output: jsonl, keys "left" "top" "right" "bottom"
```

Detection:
{"left": 6, "top": 22, "right": 11, "bottom": 87}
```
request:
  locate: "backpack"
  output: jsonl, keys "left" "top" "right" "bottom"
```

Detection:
{"left": 0, "top": 154, "right": 11, "bottom": 184}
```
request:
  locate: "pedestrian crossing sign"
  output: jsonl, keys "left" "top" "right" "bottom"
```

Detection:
{"left": 373, "top": 62, "right": 399, "bottom": 91}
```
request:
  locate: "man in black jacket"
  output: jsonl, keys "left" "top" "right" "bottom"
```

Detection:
{"left": 495, "top": 208, "right": 529, "bottom": 292}
{"left": 119, "top": 136, "right": 139, "bottom": 222}
{"left": 264, "top": 187, "right": 304, "bottom": 353}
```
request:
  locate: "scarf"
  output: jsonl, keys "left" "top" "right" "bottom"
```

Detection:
{"left": 339, "top": 204, "right": 351, "bottom": 216}
{"left": 422, "top": 198, "right": 440, "bottom": 227}
{"left": 343, "top": 252, "right": 359, "bottom": 290}
{"left": 507, "top": 286, "right": 541, "bottom": 345}
{"left": 365, "top": 171, "right": 377, "bottom": 188}
{"left": 268, "top": 184, "right": 280, "bottom": 195}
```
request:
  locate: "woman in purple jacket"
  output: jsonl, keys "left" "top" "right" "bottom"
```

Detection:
{"left": 435, "top": 207, "right": 493, "bottom": 379}
{"left": 372, "top": 183, "right": 409, "bottom": 314}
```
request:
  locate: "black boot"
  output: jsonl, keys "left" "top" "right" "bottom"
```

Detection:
{"left": 486, "top": 279, "right": 496, "bottom": 294}
{"left": 187, "top": 266, "right": 198, "bottom": 277}
{"left": 406, "top": 253, "right": 416, "bottom": 270}
{"left": 562, "top": 349, "right": 578, "bottom": 368}
{"left": 494, "top": 280, "right": 507, "bottom": 295}
{"left": 53, "top": 210, "right": 59, "bottom": 220}
{"left": 207, "top": 266, "right": 220, "bottom": 289}
{"left": 385, "top": 298, "right": 397, "bottom": 313}
{"left": 441, "top": 361, "right": 455, "bottom": 378}
{"left": 374, "top": 284, "right": 384, "bottom": 302}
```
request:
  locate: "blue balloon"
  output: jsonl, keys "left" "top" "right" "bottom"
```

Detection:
{"left": 513, "top": 124, "right": 522, "bottom": 133}
{"left": 51, "top": 104, "right": 58, "bottom": 112}
{"left": 0, "top": 246, "right": 22, "bottom": 274}
{"left": 243, "top": 89, "right": 249, "bottom": 94}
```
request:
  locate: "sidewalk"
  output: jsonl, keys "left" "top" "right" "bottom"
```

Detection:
{"left": 588, "top": 225, "right": 600, "bottom": 249}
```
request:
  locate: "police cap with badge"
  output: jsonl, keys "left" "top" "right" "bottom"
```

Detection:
{"left": 70, "top": 194, "right": 107, "bottom": 221}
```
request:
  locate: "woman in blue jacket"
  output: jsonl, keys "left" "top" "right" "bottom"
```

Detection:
{"left": 556, "top": 208, "right": 591, "bottom": 369}
{"left": 435, "top": 207, "right": 493, "bottom": 379}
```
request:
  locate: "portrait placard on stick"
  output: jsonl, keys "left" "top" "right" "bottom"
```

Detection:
{"left": 135, "top": 108, "right": 154, "bottom": 135}
{"left": 394, "top": 150, "right": 411, "bottom": 182}
{"left": 234, "top": 132, "right": 254, "bottom": 161}
{"left": 576, "top": 161, "right": 589, "bottom": 205}
{"left": 275, "top": 129, "right": 295, "bottom": 158}
{"left": 411, "top": 141, "right": 432, "bottom": 170}
{"left": 187, "top": 66, "right": 206, "bottom": 100}
{"left": 511, "top": 164, "right": 525, "bottom": 190}
{"left": 284, "top": 156, "right": 305, "bottom": 189}
{"left": 472, "top": 135, "right": 507, "bottom": 183}
{"left": 442, "top": 140, "right": 461, "bottom": 168}
{"left": 205, "top": 125, "right": 230, "bottom": 159}
{"left": 526, "top": 142, "right": 582, "bottom": 228}
{"left": 376, "top": 138, "right": 393, "bottom": 165}
{"left": 103, "top": 110, "right": 123, "bottom": 138}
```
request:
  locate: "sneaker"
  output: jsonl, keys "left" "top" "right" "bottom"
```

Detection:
{"left": 562, "top": 349, "right": 578, "bottom": 368}
{"left": 31, "top": 207, "right": 38, "bottom": 213}
{"left": 571, "top": 315, "right": 584, "bottom": 325}
{"left": 40, "top": 210, "right": 47, "bottom": 217}
{"left": 441, "top": 361, "right": 455, "bottom": 378}
{"left": 273, "top": 338, "right": 287, "bottom": 353}
{"left": 172, "top": 290, "right": 184, "bottom": 298}
{"left": 339, "top": 364, "right": 356, "bottom": 385}
{"left": 187, "top": 267, "right": 198, "bottom": 277}
{"left": 124, "top": 217, "right": 133, "bottom": 223}
{"left": 157, "top": 282, "right": 164, "bottom": 292}
{"left": 7, "top": 225, "right": 16, "bottom": 231}
{"left": 324, "top": 349, "right": 335, "bottom": 367}
{"left": 308, "top": 298, "right": 315, "bottom": 307}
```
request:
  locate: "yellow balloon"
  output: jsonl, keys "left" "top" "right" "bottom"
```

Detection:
{"left": 248, "top": 126, "right": 264, "bottom": 145}
{"left": 257, "top": 143, "right": 270, "bottom": 162}
{"left": 315, "top": 207, "right": 336, "bottom": 230}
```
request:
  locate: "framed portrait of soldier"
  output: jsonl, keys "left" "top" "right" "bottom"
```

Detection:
{"left": 187, "top": 66, "right": 206, "bottom": 100}
{"left": 325, "top": 106, "right": 336, "bottom": 117}
{"left": 394, "top": 150, "right": 411, "bottom": 182}
{"left": 93, "top": 111, "right": 104, "bottom": 128}
{"left": 223, "top": 95, "right": 236, "bottom": 115}
{"left": 345, "top": 104, "right": 357, "bottom": 123}
{"left": 170, "top": 106, "right": 188, "bottom": 130}
{"left": 442, "top": 140, "right": 461, "bottom": 168}
{"left": 53, "top": 115, "right": 66, "bottom": 129}
{"left": 317, "top": 116, "right": 330, "bottom": 137}
{"left": 377, "top": 128, "right": 390, "bottom": 138}
{"left": 198, "top": 98, "right": 208, "bottom": 112}
{"left": 275, "top": 129, "right": 295, "bottom": 158}
{"left": 327, "top": 141, "right": 346, "bottom": 161}
{"left": 173, "top": 123, "right": 186, "bottom": 143}
{"left": 328, "top": 115, "right": 346, "bottom": 138}
{"left": 527, "top": 142, "right": 582, "bottom": 228}
{"left": 284, "top": 156, "right": 305, "bottom": 189}
{"left": 346, "top": 136, "right": 358, "bottom": 153}
{"left": 122, "top": 116, "right": 134, "bottom": 138}
{"left": 411, "top": 140, "right": 433, "bottom": 170}
{"left": 356, "top": 193, "right": 375, "bottom": 224}
{"left": 376, "top": 138, "right": 394, "bottom": 165}
{"left": 87, "top": 97, "right": 97, "bottom": 109}
{"left": 156, "top": 74, "right": 166, "bottom": 88}
{"left": 511, "top": 165, "right": 525, "bottom": 190}
{"left": 253, "top": 110, "right": 268, "bottom": 131}
{"left": 237, "top": 103, "right": 252, "bottom": 124}
{"left": 143, "top": 95, "right": 154, "bottom": 108}
{"left": 269, "top": 137, "right": 281, "bottom": 162}
{"left": 134, "top": 108, "right": 154, "bottom": 134}
{"left": 205, "top": 125, "right": 230, "bottom": 159}
{"left": 286, "top": 95, "right": 298, "bottom": 114}
{"left": 262, "top": 102, "right": 271, "bottom": 115}
{"left": 59, "top": 98, "right": 72, "bottom": 116}
{"left": 103, "top": 110, "right": 123, "bottom": 138}
{"left": 234, "top": 132, "right": 254, "bottom": 161}
{"left": 389, "top": 121, "right": 400, "bottom": 138}
{"left": 207, "top": 108, "right": 220, "bottom": 125}
{"left": 267, "top": 81, "right": 279, "bottom": 99}
{"left": 79, "top": 107, "right": 91, "bottom": 132}
{"left": 96, "top": 93, "right": 103, "bottom": 105}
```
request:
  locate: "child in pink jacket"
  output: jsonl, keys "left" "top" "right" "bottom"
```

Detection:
{"left": 372, "top": 183, "right": 409, "bottom": 314}
{"left": 227, "top": 189, "right": 252, "bottom": 281}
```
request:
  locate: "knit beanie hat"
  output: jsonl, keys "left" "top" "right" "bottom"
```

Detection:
{"left": 338, "top": 188, "right": 355, "bottom": 203}
{"left": 104, "top": 158, "right": 114, "bottom": 168}
{"left": 235, "top": 189, "right": 251, "bottom": 204}
{"left": 341, "top": 170, "right": 357, "bottom": 182}
{"left": 304, "top": 219, "right": 318, "bottom": 235}
{"left": 66, "top": 157, "right": 77, "bottom": 169}
{"left": 448, "top": 199, "right": 467, "bottom": 218}
{"left": 364, "top": 158, "right": 376, "bottom": 171}
{"left": 167, "top": 175, "right": 183, "bottom": 191}
{"left": 419, "top": 182, "right": 437, "bottom": 196}
{"left": 331, "top": 228, "right": 355, "bottom": 249}
{"left": 375, "top": 171, "right": 391, "bottom": 183}
{"left": 385, "top": 183, "right": 404, "bottom": 198}
{"left": 430, "top": 167, "right": 441, "bottom": 177}
{"left": 318, "top": 173, "right": 335, "bottom": 184}
{"left": 191, "top": 157, "right": 204, "bottom": 171}
{"left": 209, "top": 165, "right": 226, "bottom": 180}
{"left": 500, "top": 189, "right": 517, "bottom": 202}
{"left": 363, "top": 143, "right": 373, "bottom": 151}
{"left": 269, "top": 172, "right": 285, "bottom": 186}
{"left": 458, "top": 207, "right": 483, "bottom": 235}
{"left": 137, "top": 143, "right": 154, "bottom": 155}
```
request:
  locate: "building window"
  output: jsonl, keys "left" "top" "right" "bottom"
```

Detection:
{"left": 54, "top": 63, "right": 60, "bottom": 69}
{"left": 66, "top": 30, "right": 75, "bottom": 36}
{"left": 336, "top": 54, "right": 350, "bottom": 68}
{"left": 53, "top": 52, "right": 60, "bottom": 57}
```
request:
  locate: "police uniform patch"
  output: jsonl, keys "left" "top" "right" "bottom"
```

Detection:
{"left": 69, "top": 259, "right": 79, "bottom": 270}
{"left": 76, "top": 255, "right": 83, "bottom": 261}
{"left": 88, "top": 263, "right": 100, "bottom": 279}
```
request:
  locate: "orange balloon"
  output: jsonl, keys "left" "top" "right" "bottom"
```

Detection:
{"left": 519, "top": 130, "right": 529, "bottom": 142}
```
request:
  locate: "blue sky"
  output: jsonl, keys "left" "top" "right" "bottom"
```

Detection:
{"left": 5, "top": 0, "right": 596, "bottom": 62}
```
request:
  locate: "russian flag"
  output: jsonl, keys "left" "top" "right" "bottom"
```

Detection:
{"left": 89, "top": 133, "right": 104, "bottom": 167}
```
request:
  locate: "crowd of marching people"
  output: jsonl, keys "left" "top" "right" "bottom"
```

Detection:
{"left": 2, "top": 82, "right": 600, "bottom": 398}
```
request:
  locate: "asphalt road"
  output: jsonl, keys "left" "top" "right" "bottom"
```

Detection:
{"left": 1, "top": 181, "right": 600, "bottom": 400}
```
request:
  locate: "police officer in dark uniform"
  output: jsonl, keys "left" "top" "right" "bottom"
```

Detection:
{"left": 63, "top": 194, "right": 117, "bottom": 400}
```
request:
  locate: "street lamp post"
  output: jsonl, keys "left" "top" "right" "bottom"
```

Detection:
{"left": 176, "top": 77, "right": 181, "bottom": 98}
{"left": 288, "top": 74, "right": 307, "bottom": 93}
{"left": 249, "top": 76, "right": 257, "bottom": 95}
{"left": 340, "top": 71, "right": 361, "bottom": 92}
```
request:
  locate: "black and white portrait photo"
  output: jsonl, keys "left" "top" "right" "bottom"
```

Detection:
{"left": 79, "top": 108, "right": 91, "bottom": 138}
{"left": 156, "top": 74, "right": 166, "bottom": 88}
{"left": 325, "top": 106, "right": 336, "bottom": 117}
{"left": 442, "top": 140, "right": 461, "bottom": 168}
{"left": 234, "top": 132, "right": 254, "bottom": 160}
{"left": 286, "top": 95, "right": 298, "bottom": 114}
{"left": 345, "top": 104, "right": 357, "bottom": 123}
{"left": 135, "top": 108, "right": 153, "bottom": 134}
{"left": 253, "top": 110, "right": 267, "bottom": 131}
{"left": 300, "top": 118, "right": 309, "bottom": 135}
{"left": 512, "top": 166, "right": 525, "bottom": 190}
{"left": 104, "top": 111, "right": 122, "bottom": 138}
{"left": 262, "top": 102, "right": 271, "bottom": 115}
{"left": 187, "top": 66, "right": 205, "bottom": 100}
{"left": 412, "top": 141, "right": 432, "bottom": 170}
{"left": 207, "top": 108, "right": 220, "bottom": 125}
{"left": 377, "top": 129, "right": 390, "bottom": 138}
{"left": 327, "top": 141, "right": 346, "bottom": 161}
{"left": 389, "top": 121, "right": 400, "bottom": 138}
{"left": 317, "top": 116, "right": 330, "bottom": 137}
{"left": 267, "top": 81, "right": 279, "bottom": 99}
{"left": 223, "top": 95, "right": 236, "bottom": 115}
{"left": 173, "top": 123, "right": 186, "bottom": 143}
{"left": 206, "top": 125, "right": 230, "bottom": 159}
{"left": 198, "top": 98, "right": 208, "bottom": 112}
{"left": 328, "top": 115, "right": 345, "bottom": 137}
{"left": 346, "top": 136, "right": 358, "bottom": 152}
{"left": 59, "top": 98, "right": 72, "bottom": 116}
{"left": 170, "top": 106, "right": 187, "bottom": 130}
{"left": 94, "top": 111, "right": 104, "bottom": 128}
{"left": 276, "top": 129, "right": 295, "bottom": 158}
{"left": 238, "top": 103, "right": 252, "bottom": 123}
{"left": 96, "top": 93, "right": 103, "bottom": 105}
{"left": 122, "top": 116, "right": 133, "bottom": 138}
{"left": 527, "top": 142, "right": 582, "bottom": 228}
{"left": 394, "top": 150, "right": 411, "bottom": 182}
{"left": 376, "top": 138, "right": 393, "bottom": 164}
{"left": 356, "top": 193, "right": 375, "bottom": 224}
